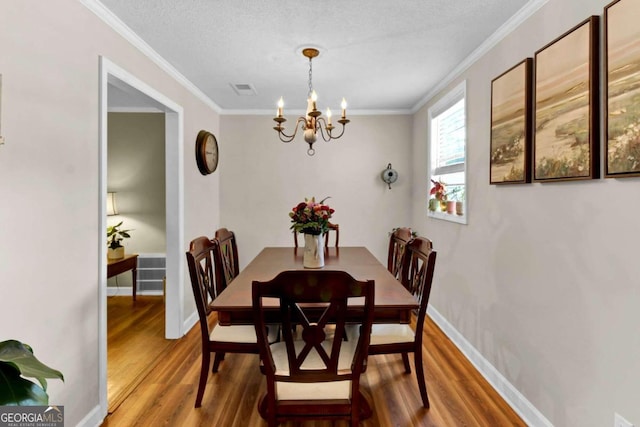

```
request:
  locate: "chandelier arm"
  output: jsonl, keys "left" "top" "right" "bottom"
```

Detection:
{"left": 327, "top": 122, "right": 347, "bottom": 140}
{"left": 276, "top": 130, "right": 297, "bottom": 143}
{"left": 315, "top": 118, "right": 332, "bottom": 142}
{"left": 276, "top": 117, "right": 307, "bottom": 143}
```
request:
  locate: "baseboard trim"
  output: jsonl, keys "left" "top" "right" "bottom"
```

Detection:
{"left": 427, "top": 305, "right": 553, "bottom": 427}
{"left": 106, "top": 288, "right": 163, "bottom": 297}
{"left": 183, "top": 310, "right": 198, "bottom": 336}
{"left": 76, "top": 404, "right": 103, "bottom": 427}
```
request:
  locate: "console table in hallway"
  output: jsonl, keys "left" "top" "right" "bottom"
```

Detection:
{"left": 107, "top": 254, "right": 139, "bottom": 301}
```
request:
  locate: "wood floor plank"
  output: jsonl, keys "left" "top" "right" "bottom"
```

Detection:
{"left": 107, "top": 296, "right": 175, "bottom": 413}
{"left": 104, "top": 298, "right": 525, "bottom": 426}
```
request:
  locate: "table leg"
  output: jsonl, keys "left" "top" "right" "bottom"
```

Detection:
{"left": 132, "top": 264, "right": 137, "bottom": 302}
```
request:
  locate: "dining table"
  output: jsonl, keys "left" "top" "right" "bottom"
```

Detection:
{"left": 210, "top": 246, "right": 418, "bottom": 326}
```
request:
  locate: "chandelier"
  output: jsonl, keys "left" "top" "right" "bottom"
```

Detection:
{"left": 273, "top": 47, "right": 349, "bottom": 156}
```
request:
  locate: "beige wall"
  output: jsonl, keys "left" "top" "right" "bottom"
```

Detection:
{"left": 219, "top": 114, "right": 413, "bottom": 268}
{"left": 0, "top": 1, "right": 220, "bottom": 424}
{"left": 412, "top": 0, "right": 640, "bottom": 426}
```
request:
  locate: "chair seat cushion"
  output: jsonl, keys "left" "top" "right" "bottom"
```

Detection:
{"left": 270, "top": 340, "right": 355, "bottom": 400}
{"left": 211, "top": 323, "right": 279, "bottom": 343}
{"left": 370, "top": 324, "right": 415, "bottom": 345}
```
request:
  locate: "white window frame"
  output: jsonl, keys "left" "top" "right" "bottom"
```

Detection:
{"left": 427, "top": 81, "right": 467, "bottom": 224}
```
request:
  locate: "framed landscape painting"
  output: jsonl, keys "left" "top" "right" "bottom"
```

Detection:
{"left": 533, "top": 16, "right": 600, "bottom": 182}
{"left": 490, "top": 58, "right": 532, "bottom": 184}
{"left": 605, "top": 0, "right": 640, "bottom": 178}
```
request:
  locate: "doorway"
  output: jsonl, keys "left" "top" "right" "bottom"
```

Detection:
{"left": 98, "top": 57, "right": 185, "bottom": 417}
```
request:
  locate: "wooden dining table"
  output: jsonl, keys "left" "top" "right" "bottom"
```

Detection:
{"left": 210, "top": 246, "right": 418, "bottom": 325}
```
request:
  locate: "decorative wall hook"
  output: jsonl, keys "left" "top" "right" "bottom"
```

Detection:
{"left": 381, "top": 163, "right": 398, "bottom": 189}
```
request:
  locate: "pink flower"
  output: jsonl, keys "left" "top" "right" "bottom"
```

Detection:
{"left": 288, "top": 196, "right": 334, "bottom": 235}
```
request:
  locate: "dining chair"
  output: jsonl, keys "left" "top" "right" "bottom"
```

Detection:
{"left": 324, "top": 222, "right": 340, "bottom": 248}
{"left": 252, "top": 270, "right": 375, "bottom": 427}
{"left": 213, "top": 227, "right": 239, "bottom": 291}
{"left": 369, "top": 237, "right": 437, "bottom": 408}
{"left": 186, "top": 236, "right": 278, "bottom": 408}
{"left": 211, "top": 227, "right": 281, "bottom": 372}
{"left": 293, "top": 222, "right": 340, "bottom": 249}
{"left": 387, "top": 227, "right": 414, "bottom": 282}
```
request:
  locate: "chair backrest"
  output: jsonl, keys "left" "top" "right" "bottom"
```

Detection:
{"left": 186, "top": 236, "right": 217, "bottom": 342}
{"left": 213, "top": 228, "right": 239, "bottom": 292}
{"left": 293, "top": 222, "right": 340, "bottom": 249}
{"left": 252, "top": 270, "right": 374, "bottom": 423}
{"left": 403, "top": 237, "right": 437, "bottom": 338}
{"left": 324, "top": 222, "right": 339, "bottom": 248}
{"left": 387, "top": 227, "right": 414, "bottom": 281}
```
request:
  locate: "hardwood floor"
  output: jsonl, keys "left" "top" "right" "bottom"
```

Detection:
{"left": 104, "top": 299, "right": 525, "bottom": 426}
{"left": 107, "top": 296, "right": 174, "bottom": 413}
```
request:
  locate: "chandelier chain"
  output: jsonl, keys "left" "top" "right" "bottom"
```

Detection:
{"left": 308, "top": 57, "right": 313, "bottom": 98}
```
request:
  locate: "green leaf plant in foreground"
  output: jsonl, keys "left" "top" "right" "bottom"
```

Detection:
{"left": 0, "top": 340, "right": 64, "bottom": 406}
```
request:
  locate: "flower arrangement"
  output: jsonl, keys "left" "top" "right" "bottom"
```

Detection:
{"left": 289, "top": 197, "right": 334, "bottom": 235}
{"left": 429, "top": 179, "right": 447, "bottom": 201}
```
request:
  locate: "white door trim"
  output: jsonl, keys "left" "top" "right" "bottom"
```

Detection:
{"left": 98, "top": 56, "right": 185, "bottom": 417}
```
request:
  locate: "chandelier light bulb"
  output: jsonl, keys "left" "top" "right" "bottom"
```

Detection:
{"left": 326, "top": 108, "right": 332, "bottom": 125}
{"left": 277, "top": 97, "right": 284, "bottom": 117}
{"left": 341, "top": 98, "right": 347, "bottom": 118}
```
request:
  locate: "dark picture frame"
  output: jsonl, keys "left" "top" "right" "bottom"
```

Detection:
{"left": 604, "top": 0, "right": 640, "bottom": 178}
{"left": 490, "top": 58, "right": 533, "bottom": 184}
{"left": 533, "top": 16, "right": 600, "bottom": 182}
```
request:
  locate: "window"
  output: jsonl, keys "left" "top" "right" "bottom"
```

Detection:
{"left": 428, "top": 81, "right": 467, "bottom": 224}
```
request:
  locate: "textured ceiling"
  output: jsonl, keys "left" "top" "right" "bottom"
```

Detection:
{"left": 99, "top": 0, "right": 531, "bottom": 112}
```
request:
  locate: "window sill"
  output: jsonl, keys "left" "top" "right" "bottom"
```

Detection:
{"left": 427, "top": 210, "right": 467, "bottom": 224}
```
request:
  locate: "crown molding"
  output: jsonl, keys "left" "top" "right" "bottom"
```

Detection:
{"left": 107, "top": 107, "right": 164, "bottom": 113}
{"left": 410, "top": 0, "right": 550, "bottom": 114}
{"left": 80, "top": 0, "right": 222, "bottom": 114}
{"left": 221, "top": 108, "right": 413, "bottom": 116}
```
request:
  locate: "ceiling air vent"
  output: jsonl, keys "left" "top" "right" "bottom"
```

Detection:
{"left": 230, "top": 83, "right": 257, "bottom": 96}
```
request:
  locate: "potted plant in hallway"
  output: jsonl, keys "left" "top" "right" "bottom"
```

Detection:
{"left": 0, "top": 339, "right": 63, "bottom": 405}
{"left": 107, "top": 221, "right": 132, "bottom": 260}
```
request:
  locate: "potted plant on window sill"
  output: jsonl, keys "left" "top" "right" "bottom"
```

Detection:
{"left": 446, "top": 187, "right": 464, "bottom": 215}
{"left": 107, "top": 221, "right": 132, "bottom": 260}
{"left": 429, "top": 179, "right": 447, "bottom": 212}
{"left": 0, "top": 339, "right": 63, "bottom": 406}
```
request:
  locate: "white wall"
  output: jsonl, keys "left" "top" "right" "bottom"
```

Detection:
{"left": 0, "top": 1, "right": 220, "bottom": 424}
{"left": 219, "top": 114, "right": 413, "bottom": 268}
{"left": 412, "top": 0, "right": 640, "bottom": 426}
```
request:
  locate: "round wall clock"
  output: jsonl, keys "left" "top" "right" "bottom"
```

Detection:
{"left": 195, "top": 130, "right": 219, "bottom": 175}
